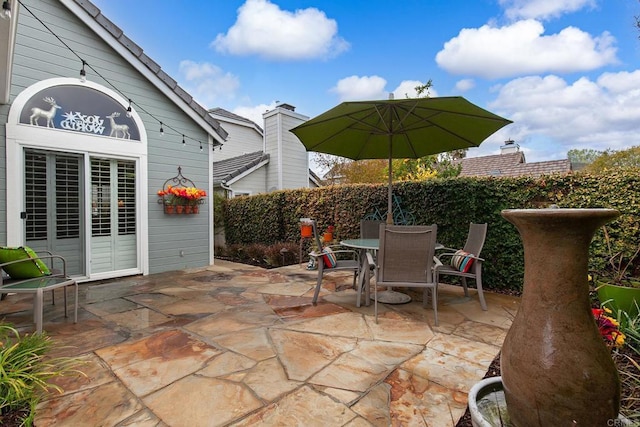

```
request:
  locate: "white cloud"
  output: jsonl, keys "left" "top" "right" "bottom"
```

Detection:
{"left": 232, "top": 102, "right": 278, "bottom": 128}
{"left": 178, "top": 60, "right": 240, "bottom": 108}
{"left": 390, "top": 80, "right": 439, "bottom": 99}
{"left": 212, "top": 0, "right": 349, "bottom": 60}
{"left": 499, "top": 0, "right": 597, "bottom": 21}
{"left": 455, "top": 79, "right": 476, "bottom": 92}
{"left": 330, "top": 77, "right": 439, "bottom": 102}
{"left": 331, "top": 75, "right": 387, "bottom": 101}
{"left": 486, "top": 72, "right": 640, "bottom": 160}
{"left": 435, "top": 20, "right": 617, "bottom": 79}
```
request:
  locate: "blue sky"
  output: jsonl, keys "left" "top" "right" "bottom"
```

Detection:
{"left": 91, "top": 0, "right": 640, "bottom": 164}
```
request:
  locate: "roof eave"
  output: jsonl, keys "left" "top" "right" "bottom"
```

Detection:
{"left": 61, "top": 0, "right": 228, "bottom": 143}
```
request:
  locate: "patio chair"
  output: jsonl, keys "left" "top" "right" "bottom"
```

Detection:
{"left": 309, "top": 220, "right": 360, "bottom": 305}
{"left": 435, "top": 223, "right": 488, "bottom": 311}
{"left": 0, "top": 246, "right": 67, "bottom": 305}
{"left": 366, "top": 224, "right": 440, "bottom": 324}
{"left": 0, "top": 247, "right": 78, "bottom": 332}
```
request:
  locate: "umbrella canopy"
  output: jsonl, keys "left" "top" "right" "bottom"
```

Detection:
{"left": 291, "top": 96, "right": 512, "bottom": 223}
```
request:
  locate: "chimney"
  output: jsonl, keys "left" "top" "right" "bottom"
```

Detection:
{"left": 500, "top": 139, "right": 519, "bottom": 155}
{"left": 278, "top": 103, "right": 296, "bottom": 112}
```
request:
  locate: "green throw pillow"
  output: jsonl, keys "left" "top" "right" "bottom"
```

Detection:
{"left": 0, "top": 246, "right": 51, "bottom": 279}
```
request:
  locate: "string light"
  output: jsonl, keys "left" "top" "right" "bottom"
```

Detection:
{"left": 1, "top": 1, "right": 11, "bottom": 20}
{"left": 16, "top": 0, "right": 226, "bottom": 151}
{"left": 79, "top": 60, "right": 86, "bottom": 82}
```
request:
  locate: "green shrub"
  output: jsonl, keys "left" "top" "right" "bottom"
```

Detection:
{"left": 0, "top": 324, "right": 84, "bottom": 426}
{"left": 221, "top": 170, "right": 640, "bottom": 293}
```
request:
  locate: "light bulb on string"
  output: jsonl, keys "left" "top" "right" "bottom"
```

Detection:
{"left": 79, "top": 60, "right": 87, "bottom": 83}
{"left": 182, "top": 135, "right": 186, "bottom": 146}
{"left": 159, "top": 122, "right": 164, "bottom": 136}
{"left": 126, "top": 99, "right": 132, "bottom": 118}
{"left": 199, "top": 141, "right": 203, "bottom": 152}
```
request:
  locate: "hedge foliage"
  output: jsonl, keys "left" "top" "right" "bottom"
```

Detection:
{"left": 222, "top": 170, "right": 640, "bottom": 292}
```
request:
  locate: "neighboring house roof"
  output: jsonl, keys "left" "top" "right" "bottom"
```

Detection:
{"left": 213, "top": 151, "right": 270, "bottom": 186}
{"left": 508, "top": 159, "right": 572, "bottom": 177}
{"left": 57, "top": 0, "right": 228, "bottom": 143}
{"left": 457, "top": 151, "right": 571, "bottom": 177}
{"left": 209, "top": 107, "right": 263, "bottom": 134}
{"left": 309, "top": 169, "right": 323, "bottom": 187}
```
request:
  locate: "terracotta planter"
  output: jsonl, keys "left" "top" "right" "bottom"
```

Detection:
{"left": 164, "top": 205, "right": 174, "bottom": 214}
{"left": 597, "top": 281, "right": 640, "bottom": 318}
{"left": 300, "top": 224, "right": 313, "bottom": 238}
{"left": 176, "top": 205, "right": 185, "bottom": 214}
{"left": 500, "top": 208, "right": 620, "bottom": 426}
{"left": 192, "top": 205, "right": 199, "bottom": 214}
{"left": 323, "top": 232, "right": 333, "bottom": 242}
{"left": 185, "top": 205, "right": 193, "bottom": 214}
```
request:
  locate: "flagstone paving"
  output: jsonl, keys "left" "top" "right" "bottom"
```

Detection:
{"left": 0, "top": 260, "right": 519, "bottom": 426}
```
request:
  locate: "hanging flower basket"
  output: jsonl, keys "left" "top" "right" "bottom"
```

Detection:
{"left": 157, "top": 167, "right": 206, "bottom": 215}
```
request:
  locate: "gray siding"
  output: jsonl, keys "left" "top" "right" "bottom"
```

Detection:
{"left": 214, "top": 120, "right": 262, "bottom": 159}
{"left": 230, "top": 167, "right": 268, "bottom": 195}
{"left": 263, "top": 108, "right": 308, "bottom": 192}
{"left": 8, "top": 0, "right": 213, "bottom": 274}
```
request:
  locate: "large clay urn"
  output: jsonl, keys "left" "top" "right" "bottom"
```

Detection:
{"left": 500, "top": 208, "right": 620, "bottom": 426}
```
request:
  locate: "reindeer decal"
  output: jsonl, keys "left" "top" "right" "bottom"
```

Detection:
{"left": 29, "top": 97, "right": 61, "bottom": 128}
{"left": 106, "top": 112, "right": 130, "bottom": 139}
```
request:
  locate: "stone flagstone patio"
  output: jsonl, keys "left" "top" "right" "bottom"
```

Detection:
{"left": 0, "top": 260, "right": 519, "bottom": 426}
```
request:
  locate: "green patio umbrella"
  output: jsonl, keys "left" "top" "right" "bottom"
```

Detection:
{"left": 291, "top": 96, "right": 512, "bottom": 223}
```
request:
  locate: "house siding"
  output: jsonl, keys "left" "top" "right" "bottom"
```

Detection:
{"left": 263, "top": 106, "right": 308, "bottom": 192}
{"left": 4, "top": 0, "right": 214, "bottom": 274}
{"left": 230, "top": 167, "right": 268, "bottom": 196}
{"left": 212, "top": 120, "right": 262, "bottom": 159}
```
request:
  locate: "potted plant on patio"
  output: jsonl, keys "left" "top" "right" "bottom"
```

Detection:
{"left": 0, "top": 323, "right": 84, "bottom": 426}
{"left": 594, "top": 226, "right": 640, "bottom": 317}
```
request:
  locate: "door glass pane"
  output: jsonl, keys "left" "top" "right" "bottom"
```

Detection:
{"left": 118, "top": 161, "right": 136, "bottom": 235}
{"left": 25, "top": 151, "right": 47, "bottom": 240}
{"left": 91, "top": 159, "right": 111, "bottom": 236}
{"left": 55, "top": 155, "right": 81, "bottom": 239}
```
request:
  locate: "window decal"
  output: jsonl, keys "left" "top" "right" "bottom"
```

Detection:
{"left": 20, "top": 85, "right": 140, "bottom": 140}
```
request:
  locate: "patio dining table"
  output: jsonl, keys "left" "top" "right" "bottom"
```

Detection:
{"left": 341, "top": 238, "right": 443, "bottom": 305}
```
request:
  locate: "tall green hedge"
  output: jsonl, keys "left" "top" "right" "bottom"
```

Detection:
{"left": 222, "top": 170, "right": 640, "bottom": 292}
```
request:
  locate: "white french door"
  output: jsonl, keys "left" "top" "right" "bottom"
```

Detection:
{"left": 90, "top": 157, "right": 137, "bottom": 274}
{"left": 24, "top": 149, "right": 85, "bottom": 276}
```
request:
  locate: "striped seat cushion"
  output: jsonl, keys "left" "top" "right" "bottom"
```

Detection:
{"left": 450, "top": 250, "right": 475, "bottom": 273}
{"left": 322, "top": 247, "right": 337, "bottom": 268}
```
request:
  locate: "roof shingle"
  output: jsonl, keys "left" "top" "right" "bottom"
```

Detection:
{"left": 457, "top": 151, "right": 571, "bottom": 177}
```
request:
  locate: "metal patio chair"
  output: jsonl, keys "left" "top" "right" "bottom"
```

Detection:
{"left": 366, "top": 224, "right": 439, "bottom": 324}
{"left": 435, "top": 223, "right": 488, "bottom": 310}
{"left": 309, "top": 220, "right": 360, "bottom": 305}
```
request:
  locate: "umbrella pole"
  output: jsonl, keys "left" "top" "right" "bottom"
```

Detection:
{"left": 387, "top": 140, "right": 393, "bottom": 224}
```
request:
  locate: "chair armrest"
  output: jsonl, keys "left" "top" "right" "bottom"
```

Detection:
{"left": 309, "top": 249, "right": 359, "bottom": 260}
{"left": 0, "top": 255, "right": 68, "bottom": 287}
{"left": 365, "top": 251, "right": 375, "bottom": 267}
{"left": 433, "top": 256, "right": 443, "bottom": 269}
{"left": 436, "top": 251, "right": 484, "bottom": 263}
